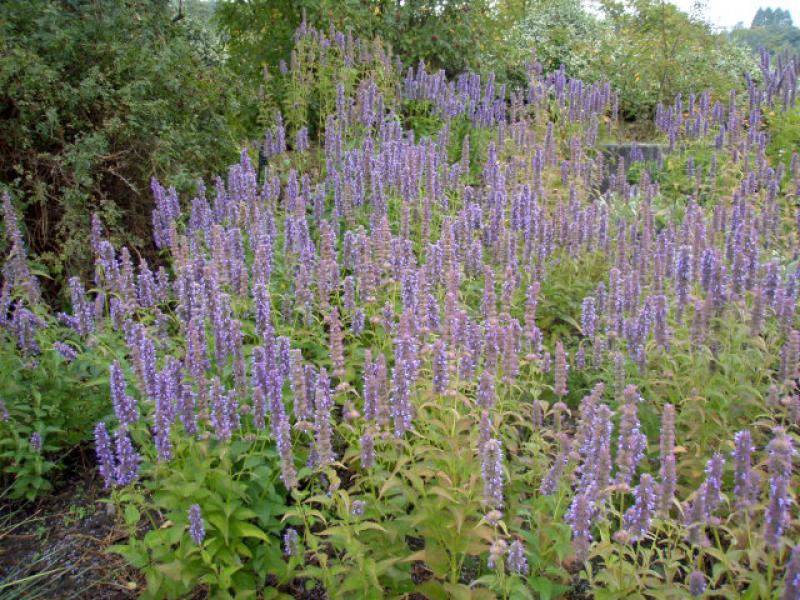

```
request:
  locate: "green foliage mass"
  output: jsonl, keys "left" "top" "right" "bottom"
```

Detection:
{"left": 1, "top": 7, "right": 798, "bottom": 597}
{"left": 0, "top": 0, "right": 242, "bottom": 301}
{"left": 0, "top": 0, "right": 762, "bottom": 306}
{"left": 730, "top": 7, "right": 800, "bottom": 56}
{"left": 591, "top": 1, "right": 757, "bottom": 121}
{"left": 221, "top": 0, "right": 758, "bottom": 137}
{"left": 216, "top": 0, "right": 503, "bottom": 135}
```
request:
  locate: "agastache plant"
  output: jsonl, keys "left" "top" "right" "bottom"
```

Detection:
{"left": 481, "top": 438, "right": 504, "bottom": 512}
{"left": 7, "top": 19, "right": 800, "bottom": 599}
{"left": 188, "top": 504, "right": 206, "bottom": 545}
{"left": 765, "top": 428, "right": 794, "bottom": 549}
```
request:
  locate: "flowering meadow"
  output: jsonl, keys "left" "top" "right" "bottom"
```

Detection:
{"left": 3, "top": 19, "right": 800, "bottom": 600}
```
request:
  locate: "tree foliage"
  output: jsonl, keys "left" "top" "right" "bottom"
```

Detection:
{"left": 731, "top": 6, "right": 800, "bottom": 56}
{"left": 215, "top": 0, "right": 504, "bottom": 132}
{"left": 594, "top": 0, "right": 756, "bottom": 119}
{"left": 498, "top": 0, "right": 604, "bottom": 83}
{"left": 0, "top": 0, "right": 242, "bottom": 300}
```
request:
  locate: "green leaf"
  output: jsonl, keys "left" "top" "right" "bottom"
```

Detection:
{"left": 124, "top": 504, "right": 141, "bottom": 526}
{"left": 231, "top": 521, "right": 270, "bottom": 542}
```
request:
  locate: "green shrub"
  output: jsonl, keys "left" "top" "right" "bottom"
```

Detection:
{"left": 0, "top": 0, "right": 243, "bottom": 300}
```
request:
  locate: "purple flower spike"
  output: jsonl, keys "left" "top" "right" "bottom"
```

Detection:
{"left": 622, "top": 473, "right": 656, "bottom": 541}
{"left": 188, "top": 504, "right": 205, "bottom": 545}
{"left": 765, "top": 428, "right": 794, "bottom": 550}
{"left": 581, "top": 296, "right": 596, "bottom": 338}
{"left": 284, "top": 528, "right": 300, "bottom": 557}
{"left": 689, "top": 571, "right": 706, "bottom": 597}
{"left": 114, "top": 428, "right": 140, "bottom": 487}
{"left": 94, "top": 422, "right": 115, "bottom": 489}
{"left": 507, "top": 540, "right": 528, "bottom": 575}
{"left": 566, "top": 493, "right": 596, "bottom": 562}
{"left": 110, "top": 361, "right": 138, "bottom": 428}
{"left": 481, "top": 438, "right": 504, "bottom": 511}
{"left": 784, "top": 545, "right": 800, "bottom": 600}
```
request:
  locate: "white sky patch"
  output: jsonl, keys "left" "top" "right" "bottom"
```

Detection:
{"left": 584, "top": 0, "right": 799, "bottom": 31}
{"left": 667, "top": 0, "right": 797, "bottom": 30}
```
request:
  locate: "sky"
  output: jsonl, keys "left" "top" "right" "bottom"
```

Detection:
{"left": 669, "top": 0, "right": 799, "bottom": 30}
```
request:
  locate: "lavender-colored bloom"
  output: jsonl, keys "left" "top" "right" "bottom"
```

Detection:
{"left": 765, "top": 429, "right": 794, "bottom": 549}
{"left": 622, "top": 474, "right": 657, "bottom": 541}
{"left": 68, "top": 276, "right": 95, "bottom": 336}
{"left": 177, "top": 383, "right": 197, "bottom": 435}
{"left": 351, "top": 500, "right": 366, "bottom": 516}
{"left": 575, "top": 347, "right": 585, "bottom": 370}
{"left": 351, "top": 308, "right": 365, "bottom": 336}
{"left": 525, "top": 282, "right": 541, "bottom": 343}
{"left": 295, "top": 127, "right": 309, "bottom": 153}
{"left": 553, "top": 401, "right": 568, "bottom": 432}
{"left": 750, "top": 286, "right": 765, "bottom": 336}
{"left": 209, "top": 378, "right": 238, "bottom": 442}
{"left": 289, "top": 350, "right": 311, "bottom": 426}
{"left": 360, "top": 430, "right": 375, "bottom": 469}
{"left": 615, "top": 386, "right": 647, "bottom": 487}
{"left": 581, "top": 296, "right": 596, "bottom": 338}
{"left": 487, "top": 539, "right": 508, "bottom": 570}
{"left": 114, "top": 428, "right": 140, "bottom": 487}
{"left": 53, "top": 341, "right": 78, "bottom": 362}
{"left": 532, "top": 398, "right": 544, "bottom": 430}
{"left": 10, "top": 308, "right": 45, "bottom": 355}
{"left": 478, "top": 369, "right": 495, "bottom": 409}
{"left": 343, "top": 276, "right": 356, "bottom": 312}
{"left": 126, "top": 323, "right": 157, "bottom": 399}
{"left": 685, "top": 489, "right": 709, "bottom": 547}
{"left": 283, "top": 528, "right": 301, "bottom": 557}
{"left": 541, "top": 433, "right": 572, "bottom": 496}
{"left": 540, "top": 350, "right": 551, "bottom": 373}
{"left": 110, "top": 361, "right": 138, "bottom": 427}
{"left": 29, "top": 432, "right": 42, "bottom": 452}
{"left": 653, "top": 294, "right": 670, "bottom": 350}
{"left": 700, "top": 453, "right": 725, "bottom": 521}
{"left": 2, "top": 192, "right": 41, "bottom": 305}
{"left": 689, "top": 571, "right": 707, "bottom": 596}
{"left": 578, "top": 404, "right": 613, "bottom": 498}
{"left": 212, "top": 292, "right": 233, "bottom": 366}
{"left": 658, "top": 404, "right": 677, "bottom": 516}
{"left": 780, "top": 330, "right": 800, "bottom": 383}
{"left": 94, "top": 422, "right": 115, "bottom": 488}
{"left": 390, "top": 358, "right": 413, "bottom": 437}
{"left": 152, "top": 369, "right": 175, "bottom": 462}
{"left": 699, "top": 248, "right": 716, "bottom": 291}
{"left": 327, "top": 307, "right": 346, "bottom": 378}
{"left": 732, "top": 430, "right": 759, "bottom": 511}
{"left": 274, "top": 408, "right": 297, "bottom": 490}
{"left": 188, "top": 504, "right": 205, "bottom": 545}
{"left": 784, "top": 545, "right": 800, "bottom": 600}
{"left": 554, "top": 341, "right": 568, "bottom": 397}
{"left": 432, "top": 339, "right": 449, "bottom": 394}
{"left": 313, "top": 368, "right": 335, "bottom": 467}
{"left": 675, "top": 245, "right": 693, "bottom": 322}
{"left": 506, "top": 540, "right": 528, "bottom": 575}
{"left": 481, "top": 438, "right": 504, "bottom": 510}
{"left": 565, "top": 493, "right": 596, "bottom": 562}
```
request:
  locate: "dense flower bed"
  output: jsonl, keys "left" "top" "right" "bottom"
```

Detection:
{"left": 2, "top": 21, "right": 800, "bottom": 600}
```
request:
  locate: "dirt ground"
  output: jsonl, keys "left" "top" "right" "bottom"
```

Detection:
{"left": 0, "top": 460, "right": 140, "bottom": 599}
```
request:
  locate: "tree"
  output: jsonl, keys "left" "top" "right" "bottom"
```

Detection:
{"left": 215, "top": 0, "right": 501, "bottom": 80}
{"left": 499, "top": 0, "right": 603, "bottom": 82}
{"left": 732, "top": 6, "right": 800, "bottom": 56}
{"left": 752, "top": 7, "right": 793, "bottom": 28}
{"left": 594, "top": 0, "right": 755, "bottom": 119}
{"left": 0, "top": 0, "right": 242, "bottom": 300}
